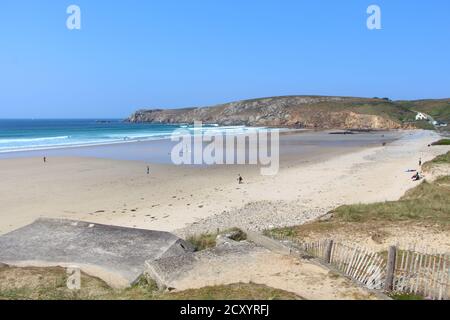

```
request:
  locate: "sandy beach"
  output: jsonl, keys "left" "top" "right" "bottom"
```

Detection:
{"left": 0, "top": 129, "right": 446, "bottom": 237}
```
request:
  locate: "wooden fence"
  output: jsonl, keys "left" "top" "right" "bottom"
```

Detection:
{"left": 393, "top": 246, "right": 449, "bottom": 300}
{"left": 270, "top": 234, "right": 449, "bottom": 300}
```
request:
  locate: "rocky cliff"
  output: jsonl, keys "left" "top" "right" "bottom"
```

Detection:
{"left": 126, "top": 96, "right": 421, "bottom": 129}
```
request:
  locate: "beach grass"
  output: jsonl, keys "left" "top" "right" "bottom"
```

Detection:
{"left": 330, "top": 175, "right": 450, "bottom": 225}
{"left": 389, "top": 293, "right": 424, "bottom": 300}
{"left": 186, "top": 228, "right": 247, "bottom": 251}
{"left": 422, "top": 151, "right": 450, "bottom": 171}
{"left": 267, "top": 152, "right": 450, "bottom": 240}
{"left": 186, "top": 233, "right": 217, "bottom": 251}
{"left": 431, "top": 139, "right": 450, "bottom": 146}
{"left": 0, "top": 265, "right": 300, "bottom": 300}
{"left": 162, "top": 282, "right": 302, "bottom": 300}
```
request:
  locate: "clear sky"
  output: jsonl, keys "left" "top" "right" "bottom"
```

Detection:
{"left": 1, "top": 0, "right": 449, "bottom": 118}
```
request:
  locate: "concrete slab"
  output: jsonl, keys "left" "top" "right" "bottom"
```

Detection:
{"left": 0, "top": 218, "right": 194, "bottom": 288}
{"left": 145, "top": 239, "right": 261, "bottom": 290}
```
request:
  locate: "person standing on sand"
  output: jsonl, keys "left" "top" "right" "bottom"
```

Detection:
{"left": 43, "top": 157, "right": 46, "bottom": 163}
{"left": 147, "top": 166, "right": 150, "bottom": 175}
{"left": 419, "top": 158, "right": 422, "bottom": 167}
{"left": 237, "top": 174, "right": 243, "bottom": 184}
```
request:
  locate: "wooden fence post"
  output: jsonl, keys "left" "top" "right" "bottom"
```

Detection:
{"left": 325, "top": 240, "right": 334, "bottom": 264}
{"left": 385, "top": 245, "right": 397, "bottom": 292}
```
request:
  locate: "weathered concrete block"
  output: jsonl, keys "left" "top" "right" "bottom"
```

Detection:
{"left": 0, "top": 218, "right": 194, "bottom": 288}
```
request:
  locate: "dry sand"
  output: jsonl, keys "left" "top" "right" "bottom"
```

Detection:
{"left": 0, "top": 129, "right": 447, "bottom": 238}
{"left": 171, "top": 248, "right": 380, "bottom": 300}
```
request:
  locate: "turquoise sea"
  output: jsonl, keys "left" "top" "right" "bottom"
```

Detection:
{"left": 0, "top": 119, "right": 400, "bottom": 164}
{"left": 0, "top": 119, "right": 255, "bottom": 153}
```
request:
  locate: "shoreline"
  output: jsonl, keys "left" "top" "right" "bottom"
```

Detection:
{"left": 0, "top": 125, "right": 298, "bottom": 156}
{"left": 0, "top": 129, "right": 446, "bottom": 237}
{"left": 0, "top": 129, "right": 400, "bottom": 164}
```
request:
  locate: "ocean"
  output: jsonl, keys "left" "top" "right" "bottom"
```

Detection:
{"left": 0, "top": 119, "right": 257, "bottom": 153}
{"left": 0, "top": 119, "right": 400, "bottom": 164}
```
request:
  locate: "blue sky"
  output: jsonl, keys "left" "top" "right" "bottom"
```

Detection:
{"left": 0, "top": 1, "right": 449, "bottom": 118}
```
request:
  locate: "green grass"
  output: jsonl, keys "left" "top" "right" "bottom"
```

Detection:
{"left": 162, "top": 283, "right": 302, "bottom": 300}
{"left": 328, "top": 176, "right": 450, "bottom": 225}
{"left": 267, "top": 152, "right": 450, "bottom": 241}
{"left": 186, "top": 233, "right": 217, "bottom": 251}
{"left": 327, "top": 152, "right": 450, "bottom": 225}
{"left": 186, "top": 228, "right": 247, "bottom": 251}
{"left": 389, "top": 293, "right": 424, "bottom": 300}
{"left": 0, "top": 266, "right": 300, "bottom": 300}
{"left": 413, "top": 121, "right": 436, "bottom": 130}
{"left": 422, "top": 151, "right": 450, "bottom": 171}
{"left": 431, "top": 139, "right": 450, "bottom": 146}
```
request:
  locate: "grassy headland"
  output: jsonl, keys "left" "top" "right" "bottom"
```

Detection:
{"left": 128, "top": 96, "right": 449, "bottom": 130}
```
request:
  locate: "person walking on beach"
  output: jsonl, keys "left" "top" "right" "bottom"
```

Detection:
{"left": 147, "top": 166, "right": 150, "bottom": 175}
{"left": 43, "top": 157, "right": 46, "bottom": 163}
{"left": 419, "top": 158, "right": 422, "bottom": 167}
{"left": 237, "top": 174, "right": 243, "bottom": 184}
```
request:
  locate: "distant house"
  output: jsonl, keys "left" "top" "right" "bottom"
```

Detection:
{"left": 415, "top": 112, "right": 428, "bottom": 121}
{"left": 432, "top": 120, "right": 448, "bottom": 127}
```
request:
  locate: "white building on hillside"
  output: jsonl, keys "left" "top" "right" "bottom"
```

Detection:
{"left": 415, "top": 112, "right": 428, "bottom": 121}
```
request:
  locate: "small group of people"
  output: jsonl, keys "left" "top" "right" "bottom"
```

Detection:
{"left": 411, "top": 158, "right": 423, "bottom": 181}
{"left": 411, "top": 171, "right": 421, "bottom": 181}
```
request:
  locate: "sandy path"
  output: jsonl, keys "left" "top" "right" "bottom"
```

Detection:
{"left": 171, "top": 248, "right": 380, "bottom": 300}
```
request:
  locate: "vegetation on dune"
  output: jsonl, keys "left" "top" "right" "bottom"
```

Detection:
{"left": 0, "top": 266, "right": 300, "bottom": 300}
{"left": 267, "top": 152, "right": 450, "bottom": 239}
{"left": 422, "top": 151, "right": 450, "bottom": 171}
{"left": 186, "top": 233, "right": 217, "bottom": 251}
{"left": 330, "top": 176, "right": 450, "bottom": 225}
{"left": 186, "top": 228, "right": 247, "bottom": 251}
{"left": 161, "top": 283, "right": 302, "bottom": 300}
{"left": 431, "top": 139, "right": 450, "bottom": 146}
{"left": 389, "top": 293, "right": 424, "bottom": 300}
